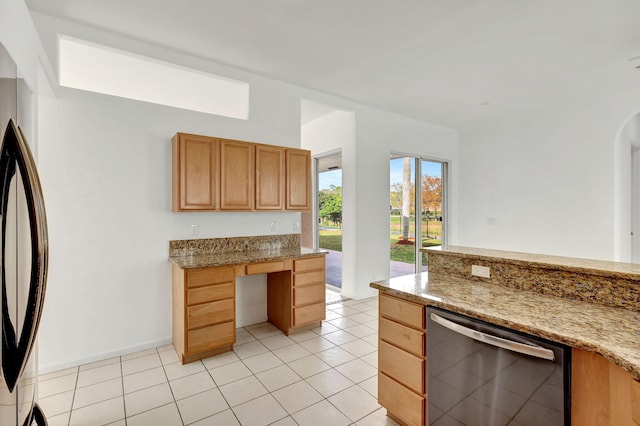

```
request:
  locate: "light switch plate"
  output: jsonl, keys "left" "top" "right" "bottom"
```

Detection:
{"left": 471, "top": 264, "right": 491, "bottom": 278}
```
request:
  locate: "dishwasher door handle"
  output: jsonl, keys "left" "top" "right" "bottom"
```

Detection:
{"left": 430, "top": 313, "right": 555, "bottom": 361}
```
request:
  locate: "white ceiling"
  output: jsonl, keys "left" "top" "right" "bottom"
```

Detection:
{"left": 25, "top": 0, "right": 640, "bottom": 129}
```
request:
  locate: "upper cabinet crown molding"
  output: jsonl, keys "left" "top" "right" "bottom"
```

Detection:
{"left": 172, "top": 133, "right": 311, "bottom": 212}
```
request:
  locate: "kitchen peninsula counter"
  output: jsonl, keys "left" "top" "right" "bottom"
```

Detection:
{"left": 370, "top": 272, "right": 640, "bottom": 380}
{"left": 372, "top": 246, "right": 640, "bottom": 424}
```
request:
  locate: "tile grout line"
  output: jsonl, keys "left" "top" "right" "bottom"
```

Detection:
{"left": 42, "top": 297, "right": 381, "bottom": 425}
{"left": 119, "top": 356, "right": 127, "bottom": 426}
{"left": 157, "top": 346, "right": 186, "bottom": 426}
{"left": 66, "top": 366, "right": 79, "bottom": 426}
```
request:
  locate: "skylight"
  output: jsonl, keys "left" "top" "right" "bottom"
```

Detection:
{"left": 58, "top": 36, "right": 249, "bottom": 119}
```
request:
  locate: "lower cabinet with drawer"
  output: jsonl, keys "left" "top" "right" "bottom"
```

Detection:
{"left": 172, "top": 264, "right": 236, "bottom": 363}
{"left": 378, "top": 293, "right": 427, "bottom": 426}
{"left": 267, "top": 255, "right": 326, "bottom": 335}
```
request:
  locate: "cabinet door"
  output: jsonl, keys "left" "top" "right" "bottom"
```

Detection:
{"left": 255, "top": 145, "right": 285, "bottom": 210}
{"left": 572, "top": 348, "right": 639, "bottom": 425}
{"left": 220, "top": 139, "right": 254, "bottom": 210}
{"left": 172, "top": 133, "right": 217, "bottom": 211}
{"left": 285, "top": 149, "right": 311, "bottom": 211}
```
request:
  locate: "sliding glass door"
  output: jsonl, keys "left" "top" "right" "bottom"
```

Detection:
{"left": 316, "top": 153, "right": 343, "bottom": 289}
{"left": 390, "top": 155, "right": 447, "bottom": 276}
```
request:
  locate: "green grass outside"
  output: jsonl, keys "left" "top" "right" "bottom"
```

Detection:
{"left": 390, "top": 215, "right": 442, "bottom": 238}
{"left": 319, "top": 228, "right": 441, "bottom": 263}
{"left": 319, "top": 231, "right": 343, "bottom": 251}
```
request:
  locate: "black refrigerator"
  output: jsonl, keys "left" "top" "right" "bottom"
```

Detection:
{"left": 0, "top": 43, "right": 48, "bottom": 425}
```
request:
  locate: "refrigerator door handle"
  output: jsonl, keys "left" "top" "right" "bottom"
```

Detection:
{"left": 28, "top": 403, "right": 47, "bottom": 426}
{"left": 0, "top": 120, "right": 49, "bottom": 392}
{"left": 430, "top": 313, "right": 555, "bottom": 361}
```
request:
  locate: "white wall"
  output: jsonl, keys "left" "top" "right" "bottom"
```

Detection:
{"left": 352, "top": 109, "right": 457, "bottom": 298}
{"left": 618, "top": 113, "right": 640, "bottom": 262}
{"left": 456, "top": 90, "right": 640, "bottom": 261}
{"left": 302, "top": 103, "right": 458, "bottom": 300}
{"left": 0, "top": 0, "right": 42, "bottom": 89}
{"left": 33, "top": 13, "right": 305, "bottom": 372}
{"left": 31, "top": 13, "right": 459, "bottom": 370}
{"left": 302, "top": 107, "right": 356, "bottom": 296}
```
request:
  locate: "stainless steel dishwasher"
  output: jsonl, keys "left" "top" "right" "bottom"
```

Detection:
{"left": 427, "top": 307, "right": 570, "bottom": 425}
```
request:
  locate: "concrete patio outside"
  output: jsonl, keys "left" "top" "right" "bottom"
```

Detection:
{"left": 324, "top": 249, "right": 418, "bottom": 289}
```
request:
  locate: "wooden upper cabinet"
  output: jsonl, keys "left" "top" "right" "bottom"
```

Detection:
{"left": 286, "top": 148, "right": 311, "bottom": 211}
{"left": 220, "top": 139, "right": 254, "bottom": 210}
{"left": 172, "top": 133, "right": 218, "bottom": 211}
{"left": 255, "top": 145, "right": 285, "bottom": 210}
{"left": 172, "top": 132, "right": 312, "bottom": 212}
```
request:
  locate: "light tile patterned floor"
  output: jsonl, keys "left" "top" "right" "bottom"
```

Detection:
{"left": 38, "top": 293, "right": 400, "bottom": 426}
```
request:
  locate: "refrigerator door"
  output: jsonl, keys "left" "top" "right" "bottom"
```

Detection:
{"left": 1, "top": 42, "right": 49, "bottom": 426}
{"left": 1, "top": 119, "right": 48, "bottom": 394}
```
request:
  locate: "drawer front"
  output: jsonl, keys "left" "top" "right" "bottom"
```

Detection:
{"left": 379, "top": 340, "right": 425, "bottom": 394}
{"left": 633, "top": 379, "right": 640, "bottom": 424}
{"left": 294, "top": 256, "right": 325, "bottom": 272}
{"left": 293, "top": 270, "right": 325, "bottom": 287}
{"left": 187, "top": 266, "right": 235, "bottom": 288}
{"left": 293, "top": 301, "right": 325, "bottom": 326}
{"left": 187, "top": 298, "right": 234, "bottom": 330}
{"left": 379, "top": 373, "right": 425, "bottom": 426}
{"left": 293, "top": 284, "right": 325, "bottom": 306}
{"left": 379, "top": 317, "right": 425, "bottom": 357}
{"left": 187, "top": 282, "right": 234, "bottom": 305}
{"left": 379, "top": 293, "right": 424, "bottom": 330}
{"left": 187, "top": 321, "right": 235, "bottom": 354}
{"left": 246, "top": 260, "right": 289, "bottom": 275}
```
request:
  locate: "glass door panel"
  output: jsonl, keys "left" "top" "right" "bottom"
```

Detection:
{"left": 390, "top": 156, "right": 416, "bottom": 278}
{"left": 420, "top": 160, "right": 445, "bottom": 271}
{"left": 316, "top": 153, "right": 343, "bottom": 288}
{"left": 390, "top": 155, "right": 446, "bottom": 276}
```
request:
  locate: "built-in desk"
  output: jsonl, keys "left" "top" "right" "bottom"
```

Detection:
{"left": 169, "top": 236, "right": 326, "bottom": 364}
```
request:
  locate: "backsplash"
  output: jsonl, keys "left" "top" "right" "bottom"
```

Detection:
{"left": 169, "top": 234, "right": 300, "bottom": 257}
{"left": 426, "top": 246, "right": 640, "bottom": 312}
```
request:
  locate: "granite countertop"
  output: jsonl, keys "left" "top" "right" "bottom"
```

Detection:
{"left": 422, "top": 245, "right": 640, "bottom": 279}
{"left": 170, "top": 247, "right": 327, "bottom": 269}
{"left": 370, "top": 272, "right": 640, "bottom": 380}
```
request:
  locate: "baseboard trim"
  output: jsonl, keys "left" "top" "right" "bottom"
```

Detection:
{"left": 39, "top": 337, "right": 172, "bottom": 375}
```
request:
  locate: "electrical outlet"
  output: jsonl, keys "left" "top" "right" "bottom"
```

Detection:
{"left": 471, "top": 265, "right": 490, "bottom": 278}
{"left": 293, "top": 221, "right": 300, "bottom": 232}
{"left": 191, "top": 224, "right": 199, "bottom": 236}
{"left": 270, "top": 222, "right": 276, "bottom": 232}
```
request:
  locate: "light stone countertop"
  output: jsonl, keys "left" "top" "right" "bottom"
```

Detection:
{"left": 370, "top": 272, "right": 640, "bottom": 380}
{"left": 170, "top": 247, "right": 327, "bottom": 269}
{"left": 421, "top": 245, "right": 640, "bottom": 278}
